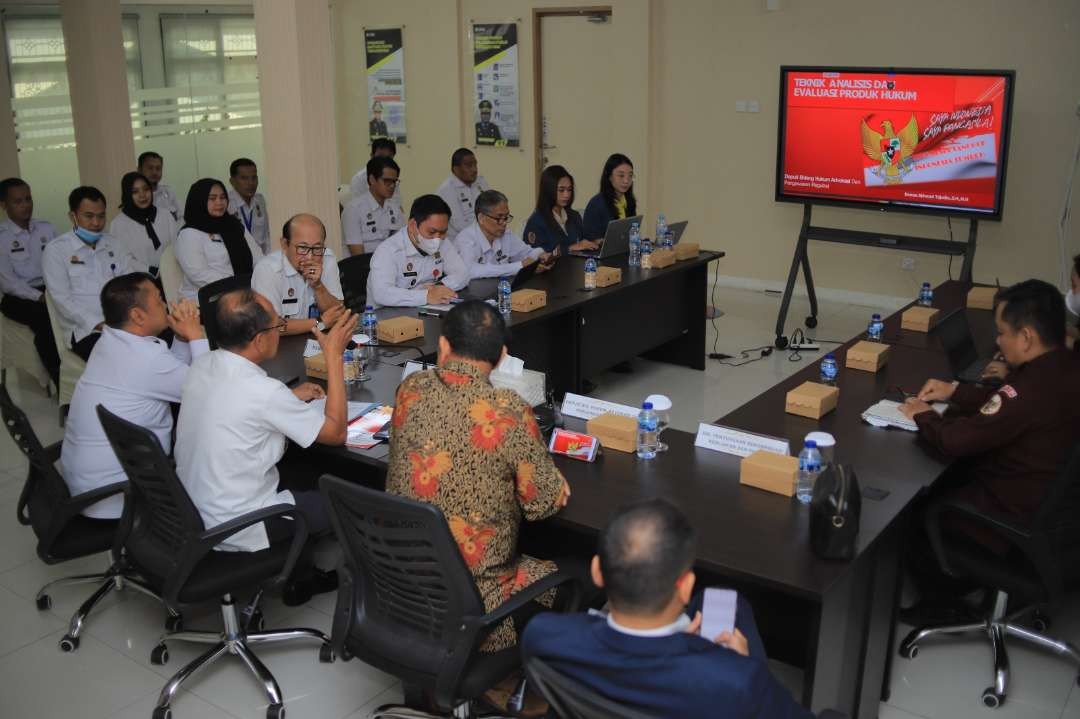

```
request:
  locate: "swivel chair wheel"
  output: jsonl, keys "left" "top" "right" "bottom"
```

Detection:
{"left": 981, "top": 687, "right": 1004, "bottom": 708}
{"left": 152, "top": 707, "right": 173, "bottom": 719}
{"left": 36, "top": 594, "right": 52, "bottom": 611}
{"left": 248, "top": 609, "right": 265, "bottom": 632}
{"left": 899, "top": 643, "right": 918, "bottom": 660}
{"left": 165, "top": 614, "right": 183, "bottom": 632}
{"left": 319, "top": 644, "right": 336, "bottom": 663}
{"left": 267, "top": 703, "right": 286, "bottom": 719}
{"left": 1031, "top": 610, "right": 1050, "bottom": 632}
{"left": 805, "top": 315, "right": 818, "bottom": 329}
{"left": 58, "top": 634, "right": 79, "bottom": 652}
{"left": 775, "top": 335, "right": 789, "bottom": 349}
{"left": 150, "top": 643, "right": 169, "bottom": 665}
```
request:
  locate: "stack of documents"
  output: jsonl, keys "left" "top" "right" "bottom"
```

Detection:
{"left": 862, "top": 399, "right": 946, "bottom": 432}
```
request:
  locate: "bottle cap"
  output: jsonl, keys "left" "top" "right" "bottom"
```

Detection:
{"left": 642, "top": 401, "right": 653, "bottom": 410}
{"left": 922, "top": 282, "right": 930, "bottom": 287}
{"left": 804, "top": 439, "right": 817, "bottom": 448}
{"left": 825, "top": 352, "right": 835, "bottom": 360}
{"left": 872, "top": 313, "right": 881, "bottom": 319}
{"left": 365, "top": 305, "right": 374, "bottom": 311}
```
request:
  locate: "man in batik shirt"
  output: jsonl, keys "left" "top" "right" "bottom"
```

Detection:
{"left": 386, "top": 300, "right": 571, "bottom": 651}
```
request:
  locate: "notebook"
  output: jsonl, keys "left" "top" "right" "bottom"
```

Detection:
{"left": 862, "top": 399, "right": 946, "bottom": 432}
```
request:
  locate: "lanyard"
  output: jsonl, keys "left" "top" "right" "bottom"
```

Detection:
{"left": 239, "top": 204, "right": 254, "bottom": 233}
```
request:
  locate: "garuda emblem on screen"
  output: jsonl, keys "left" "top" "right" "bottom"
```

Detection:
{"left": 861, "top": 116, "right": 918, "bottom": 183}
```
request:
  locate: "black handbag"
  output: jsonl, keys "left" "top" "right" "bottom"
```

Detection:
{"left": 809, "top": 463, "right": 861, "bottom": 560}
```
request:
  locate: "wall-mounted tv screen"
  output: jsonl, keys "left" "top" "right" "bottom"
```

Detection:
{"left": 775, "top": 67, "right": 1015, "bottom": 220}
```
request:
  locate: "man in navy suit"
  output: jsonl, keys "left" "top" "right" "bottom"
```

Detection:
{"left": 521, "top": 498, "right": 823, "bottom": 719}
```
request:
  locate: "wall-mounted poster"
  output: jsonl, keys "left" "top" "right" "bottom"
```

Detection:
{"left": 472, "top": 23, "right": 519, "bottom": 148}
{"left": 365, "top": 27, "right": 406, "bottom": 143}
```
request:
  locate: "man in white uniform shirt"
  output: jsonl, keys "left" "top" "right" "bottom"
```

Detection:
{"left": 342, "top": 156, "right": 403, "bottom": 255}
{"left": 436, "top": 148, "right": 490, "bottom": 241}
{"left": 175, "top": 288, "right": 354, "bottom": 603}
{"left": 366, "top": 194, "right": 469, "bottom": 309}
{"left": 61, "top": 272, "right": 207, "bottom": 518}
{"left": 43, "top": 186, "right": 144, "bottom": 360}
{"left": 454, "top": 189, "right": 550, "bottom": 282}
{"left": 252, "top": 213, "right": 344, "bottom": 335}
{"left": 227, "top": 158, "right": 271, "bottom": 254}
{"left": 138, "top": 151, "right": 182, "bottom": 222}
{"left": 0, "top": 177, "right": 59, "bottom": 384}
{"left": 348, "top": 138, "right": 402, "bottom": 205}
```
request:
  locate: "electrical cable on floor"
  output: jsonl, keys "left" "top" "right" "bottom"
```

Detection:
{"left": 946, "top": 217, "right": 955, "bottom": 281}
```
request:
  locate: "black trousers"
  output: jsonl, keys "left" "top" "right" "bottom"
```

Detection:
{"left": 1, "top": 294, "right": 60, "bottom": 385}
{"left": 265, "top": 490, "right": 333, "bottom": 583}
{"left": 71, "top": 332, "right": 101, "bottom": 362}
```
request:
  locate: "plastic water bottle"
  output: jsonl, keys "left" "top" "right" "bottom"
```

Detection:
{"left": 918, "top": 282, "right": 933, "bottom": 307}
{"left": 636, "top": 402, "right": 658, "bottom": 460}
{"left": 819, "top": 352, "right": 838, "bottom": 385}
{"left": 584, "top": 257, "right": 597, "bottom": 290}
{"left": 641, "top": 238, "right": 654, "bottom": 269}
{"left": 628, "top": 223, "right": 642, "bottom": 267}
{"left": 497, "top": 277, "right": 512, "bottom": 316}
{"left": 343, "top": 349, "right": 357, "bottom": 385}
{"left": 867, "top": 313, "right": 883, "bottom": 342}
{"left": 362, "top": 305, "right": 378, "bottom": 346}
{"left": 655, "top": 214, "right": 668, "bottom": 249}
{"left": 796, "top": 440, "right": 822, "bottom": 504}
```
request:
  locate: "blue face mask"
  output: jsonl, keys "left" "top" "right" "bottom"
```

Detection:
{"left": 73, "top": 226, "right": 102, "bottom": 244}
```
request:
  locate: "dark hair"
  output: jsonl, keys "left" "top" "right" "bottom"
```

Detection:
{"left": 137, "top": 151, "right": 162, "bottom": 168}
{"left": 68, "top": 186, "right": 107, "bottom": 212}
{"left": 535, "top": 165, "right": 577, "bottom": 236}
{"left": 1072, "top": 253, "right": 1080, "bottom": 280}
{"left": 366, "top": 156, "right": 400, "bottom": 183}
{"left": 0, "top": 177, "right": 29, "bottom": 202}
{"left": 474, "top": 189, "right": 508, "bottom": 218}
{"left": 441, "top": 300, "right": 507, "bottom": 366}
{"left": 599, "top": 153, "right": 637, "bottom": 218}
{"left": 215, "top": 288, "right": 272, "bottom": 350}
{"left": 229, "top": 158, "right": 257, "bottom": 177}
{"left": 371, "top": 137, "right": 397, "bottom": 156}
{"left": 994, "top": 279, "right": 1066, "bottom": 347}
{"left": 282, "top": 213, "right": 327, "bottom": 242}
{"left": 598, "top": 498, "right": 696, "bottom": 614}
{"left": 409, "top": 194, "right": 453, "bottom": 225}
{"left": 119, "top": 171, "right": 152, "bottom": 210}
{"left": 451, "top": 147, "right": 475, "bottom": 168}
{"left": 101, "top": 272, "right": 157, "bottom": 328}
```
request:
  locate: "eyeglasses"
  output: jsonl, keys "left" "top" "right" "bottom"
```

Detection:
{"left": 294, "top": 245, "right": 327, "bottom": 256}
{"left": 482, "top": 213, "right": 513, "bottom": 225}
{"left": 251, "top": 319, "right": 288, "bottom": 340}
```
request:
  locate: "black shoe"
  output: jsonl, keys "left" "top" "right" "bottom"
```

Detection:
{"left": 899, "top": 599, "right": 980, "bottom": 627}
{"left": 282, "top": 569, "right": 338, "bottom": 607}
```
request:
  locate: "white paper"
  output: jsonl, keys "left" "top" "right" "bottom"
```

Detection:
{"left": 694, "top": 423, "right": 790, "bottom": 458}
{"left": 308, "top": 399, "right": 376, "bottom": 422}
{"left": 401, "top": 360, "right": 429, "bottom": 381}
{"left": 495, "top": 354, "right": 525, "bottom": 377}
{"left": 861, "top": 399, "right": 946, "bottom": 432}
{"left": 560, "top": 392, "right": 638, "bottom": 421}
{"left": 701, "top": 588, "right": 737, "bottom": 641}
{"left": 303, "top": 339, "right": 322, "bottom": 358}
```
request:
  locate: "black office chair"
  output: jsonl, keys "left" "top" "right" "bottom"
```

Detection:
{"left": 524, "top": 657, "right": 657, "bottom": 719}
{"left": 338, "top": 253, "right": 372, "bottom": 315}
{"left": 197, "top": 273, "right": 252, "bottom": 349}
{"left": 0, "top": 383, "right": 170, "bottom": 652}
{"left": 320, "top": 475, "right": 585, "bottom": 718}
{"left": 97, "top": 406, "right": 334, "bottom": 719}
{"left": 899, "top": 444, "right": 1080, "bottom": 708}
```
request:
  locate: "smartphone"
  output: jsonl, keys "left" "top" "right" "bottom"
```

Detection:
{"left": 700, "top": 588, "right": 737, "bottom": 641}
{"left": 548, "top": 428, "right": 599, "bottom": 462}
{"left": 372, "top": 420, "right": 392, "bottom": 441}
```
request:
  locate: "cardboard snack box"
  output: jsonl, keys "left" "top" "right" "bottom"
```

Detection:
{"left": 595, "top": 266, "right": 622, "bottom": 288}
{"left": 845, "top": 340, "right": 890, "bottom": 373}
{"left": 510, "top": 288, "right": 547, "bottom": 313}
{"left": 967, "top": 286, "right": 998, "bottom": 310}
{"left": 650, "top": 248, "right": 676, "bottom": 269}
{"left": 785, "top": 381, "right": 840, "bottom": 419}
{"left": 304, "top": 352, "right": 328, "bottom": 380}
{"left": 675, "top": 242, "right": 700, "bottom": 261}
{"left": 585, "top": 412, "right": 637, "bottom": 453}
{"left": 739, "top": 450, "right": 799, "bottom": 497}
{"left": 377, "top": 315, "right": 424, "bottom": 344}
{"left": 900, "top": 306, "right": 940, "bottom": 332}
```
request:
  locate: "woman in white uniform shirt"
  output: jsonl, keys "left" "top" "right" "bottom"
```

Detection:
{"left": 107, "top": 172, "right": 178, "bottom": 276}
{"left": 174, "top": 178, "right": 262, "bottom": 300}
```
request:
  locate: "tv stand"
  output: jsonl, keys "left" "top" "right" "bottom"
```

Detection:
{"left": 773, "top": 203, "right": 978, "bottom": 349}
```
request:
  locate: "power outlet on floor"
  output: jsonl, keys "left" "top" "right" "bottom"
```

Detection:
{"left": 901, "top": 257, "right": 916, "bottom": 271}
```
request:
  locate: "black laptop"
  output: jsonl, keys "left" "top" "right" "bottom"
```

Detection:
{"left": 934, "top": 309, "right": 999, "bottom": 384}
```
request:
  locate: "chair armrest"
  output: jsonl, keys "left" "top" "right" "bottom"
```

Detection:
{"left": 196, "top": 504, "right": 310, "bottom": 588}
{"left": 471, "top": 568, "right": 584, "bottom": 631}
{"left": 65, "top": 481, "right": 128, "bottom": 514}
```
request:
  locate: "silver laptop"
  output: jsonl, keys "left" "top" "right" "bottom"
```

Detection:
{"left": 569, "top": 215, "right": 643, "bottom": 259}
{"left": 667, "top": 220, "right": 688, "bottom": 245}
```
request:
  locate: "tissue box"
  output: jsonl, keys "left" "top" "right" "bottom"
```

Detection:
{"left": 900, "top": 306, "right": 940, "bottom": 332}
{"left": 304, "top": 353, "right": 328, "bottom": 380}
{"left": 845, "top": 340, "right": 890, "bottom": 373}
{"left": 675, "top": 243, "right": 700, "bottom": 261}
{"left": 650, "top": 248, "right": 676, "bottom": 269}
{"left": 596, "top": 266, "right": 622, "bottom": 287}
{"left": 378, "top": 316, "right": 424, "bottom": 344}
{"left": 785, "top": 381, "right": 839, "bottom": 419}
{"left": 490, "top": 367, "right": 546, "bottom": 407}
{"left": 586, "top": 412, "right": 637, "bottom": 453}
{"left": 967, "top": 286, "right": 998, "bottom": 310}
{"left": 739, "top": 450, "right": 799, "bottom": 497}
{"left": 511, "top": 289, "right": 547, "bottom": 313}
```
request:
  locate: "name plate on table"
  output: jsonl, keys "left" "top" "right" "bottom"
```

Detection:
{"left": 560, "top": 393, "right": 639, "bottom": 421}
{"left": 694, "top": 423, "right": 790, "bottom": 458}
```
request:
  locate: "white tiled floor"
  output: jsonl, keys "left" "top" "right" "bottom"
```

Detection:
{"left": 1, "top": 286, "right": 1077, "bottom": 718}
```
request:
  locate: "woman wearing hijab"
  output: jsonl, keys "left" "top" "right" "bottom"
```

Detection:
{"left": 174, "top": 177, "right": 263, "bottom": 300}
{"left": 108, "top": 171, "right": 178, "bottom": 276}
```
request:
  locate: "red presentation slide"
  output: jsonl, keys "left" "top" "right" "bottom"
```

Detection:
{"left": 779, "top": 70, "right": 1010, "bottom": 214}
